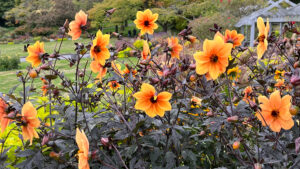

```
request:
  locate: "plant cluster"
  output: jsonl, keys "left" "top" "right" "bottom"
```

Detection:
{"left": 1, "top": 7, "right": 300, "bottom": 169}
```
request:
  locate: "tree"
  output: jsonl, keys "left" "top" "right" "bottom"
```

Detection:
{"left": 0, "top": 0, "right": 15, "bottom": 26}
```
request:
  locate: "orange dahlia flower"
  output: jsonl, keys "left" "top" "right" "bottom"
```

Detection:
{"left": 41, "top": 85, "right": 48, "bottom": 96}
{"left": 134, "top": 9, "right": 158, "bottom": 35}
{"left": 90, "top": 61, "right": 107, "bottom": 83}
{"left": 21, "top": 102, "right": 41, "bottom": 145}
{"left": 0, "top": 98, "right": 11, "bottom": 133}
{"left": 91, "top": 30, "right": 110, "bottom": 66}
{"left": 194, "top": 36, "right": 233, "bottom": 80}
{"left": 76, "top": 128, "right": 90, "bottom": 169}
{"left": 215, "top": 30, "right": 244, "bottom": 48}
{"left": 108, "top": 81, "right": 120, "bottom": 91}
{"left": 167, "top": 37, "right": 183, "bottom": 59}
{"left": 256, "top": 90, "right": 294, "bottom": 132}
{"left": 142, "top": 40, "right": 151, "bottom": 60}
{"left": 26, "top": 41, "right": 45, "bottom": 67}
{"left": 256, "top": 17, "right": 269, "bottom": 59}
{"left": 68, "top": 10, "right": 88, "bottom": 40}
{"left": 243, "top": 86, "right": 255, "bottom": 104}
{"left": 123, "top": 64, "right": 137, "bottom": 76}
{"left": 275, "top": 79, "right": 285, "bottom": 88}
{"left": 133, "top": 83, "right": 172, "bottom": 118}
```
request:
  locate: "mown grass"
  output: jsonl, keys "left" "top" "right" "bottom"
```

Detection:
{"left": 0, "top": 38, "right": 92, "bottom": 58}
{"left": 0, "top": 57, "right": 138, "bottom": 94}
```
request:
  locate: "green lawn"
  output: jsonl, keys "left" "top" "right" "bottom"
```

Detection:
{"left": 0, "top": 38, "right": 92, "bottom": 58}
{"left": 0, "top": 57, "right": 138, "bottom": 94}
{"left": 0, "top": 37, "right": 136, "bottom": 94}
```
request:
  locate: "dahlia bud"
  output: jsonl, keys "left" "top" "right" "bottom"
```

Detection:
{"left": 199, "top": 131, "right": 206, "bottom": 136}
{"left": 39, "top": 63, "right": 50, "bottom": 70}
{"left": 290, "top": 105, "right": 299, "bottom": 115}
{"left": 232, "top": 141, "right": 240, "bottom": 150}
{"left": 42, "top": 134, "right": 49, "bottom": 146}
{"left": 189, "top": 74, "right": 196, "bottom": 82}
{"left": 91, "top": 150, "right": 98, "bottom": 159}
{"left": 149, "top": 77, "right": 159, "bottom": 84}
{"left": 227, "top": 116, "right": 239, "bottom": 122}
{"left": 29, "top": 69, "right": 38, "bottom": 78}
{"left": 189, "top": 63, "right": 196, "bottom": 70}
{"left": 254, "top": 163, "right": 262, "bottom": 169}
{"left": 207, "top": 111, "right": 214, "bottom": 117}
{"left": 49, "top": 151, "right": 60, "bottom": 159}
{"left": 294, "top": 61, "right": 300, "bottom": 68}
{"left": 101, "top": 137, "right": 110, "bottom": 147}
{"left": 16, "top": 71, "right": 23, "bottom": 77}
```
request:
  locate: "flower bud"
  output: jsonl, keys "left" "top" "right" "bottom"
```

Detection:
{"left": 16, "top": 71, "right": 23, "bottom": 77}
{"left": 49, "top": 151, "right": 60, "bottom": 159}
{"left": 227, "top": 116, "right": 239, "bottom": 122}
{"left": 149, "top": 77, "right": 159, "bottom": 84}
{"left": 101, "top": 137, "right": 110, "bottom": 147}
{"left": 29, "top": 69, "right": 38, "bottom": 78}
{"left": 207, "top": 111, "right": 214, "bottom": 117}
{"left": 189, "top": 74, "right": 196, "bottom": 82}
{"left": 254, "top": 163, "right": 262, "bottom": 169}
{"left": 232, "top": 141, "right": 240, "bottom": 150}
{"left": 294, "top": 61, "right": 300, "bottom": 68}
{"left": 189, "top": 63, "right": 196, "bottom": 70}
{"left": 290, "top": 105, "right": 299, "bottom": 115}
{"left": 199, "top": 131, "right": 206, "bottom": 136}
{"left": 42, "top": 135, "right": 49, "bottom": 146}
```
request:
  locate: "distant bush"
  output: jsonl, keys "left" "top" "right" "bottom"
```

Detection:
{"left": 0, "top": 56, "right": 20, "bottom": 71}
{"left": 189, "top": 13, "right": 238, "bottom": 40}
{"left": 14, "top": 26, "right": 28, "bottom": 35}
{"left": 31, "top": 27, "right": 54, "bottom": 36}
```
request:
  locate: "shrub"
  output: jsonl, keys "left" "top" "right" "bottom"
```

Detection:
{"left": 0, "top": 56, "right": 20, "bottom": 71}
{"left": 31, "top": 27, "right": 55, "bottom": 36}
{"left": 1, "top": 7, "right": 300, "bottom": 169}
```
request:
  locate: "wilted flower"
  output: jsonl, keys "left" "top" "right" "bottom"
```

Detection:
{"left": 133, "top": 83, "right": 172, "bottom": 118}
{"left": 68, "top": 10, "right": 88, "bottom": 40}
{"left": 194, "top": 35, "right": 232, "bottom": 80}
{"left": 21, "top": 102, "right": 41, "bottom": 145}
{"left": 275, "top": 79, "right": 285, "bottom": 88}
{"left": 134, "top": 9, "right": 158, "bottom": 35}
{"left": 142, "top": 40, "right": 151, "bottom": 60}
{"left": 256, "top": 90, "right": 294, "bottom": 132}
{"left": 26, "top": 41, "right": 45, "bottom": 67}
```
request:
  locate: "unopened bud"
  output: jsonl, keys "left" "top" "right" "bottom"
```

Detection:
{"left": 227, "top": 116, "right": 239, "bottom": 122}
{"left": 232, "top": 141, "right": 240, "bottom": 150}
{"left": 29, "top": 69, "right": 38, "bottom": 78}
